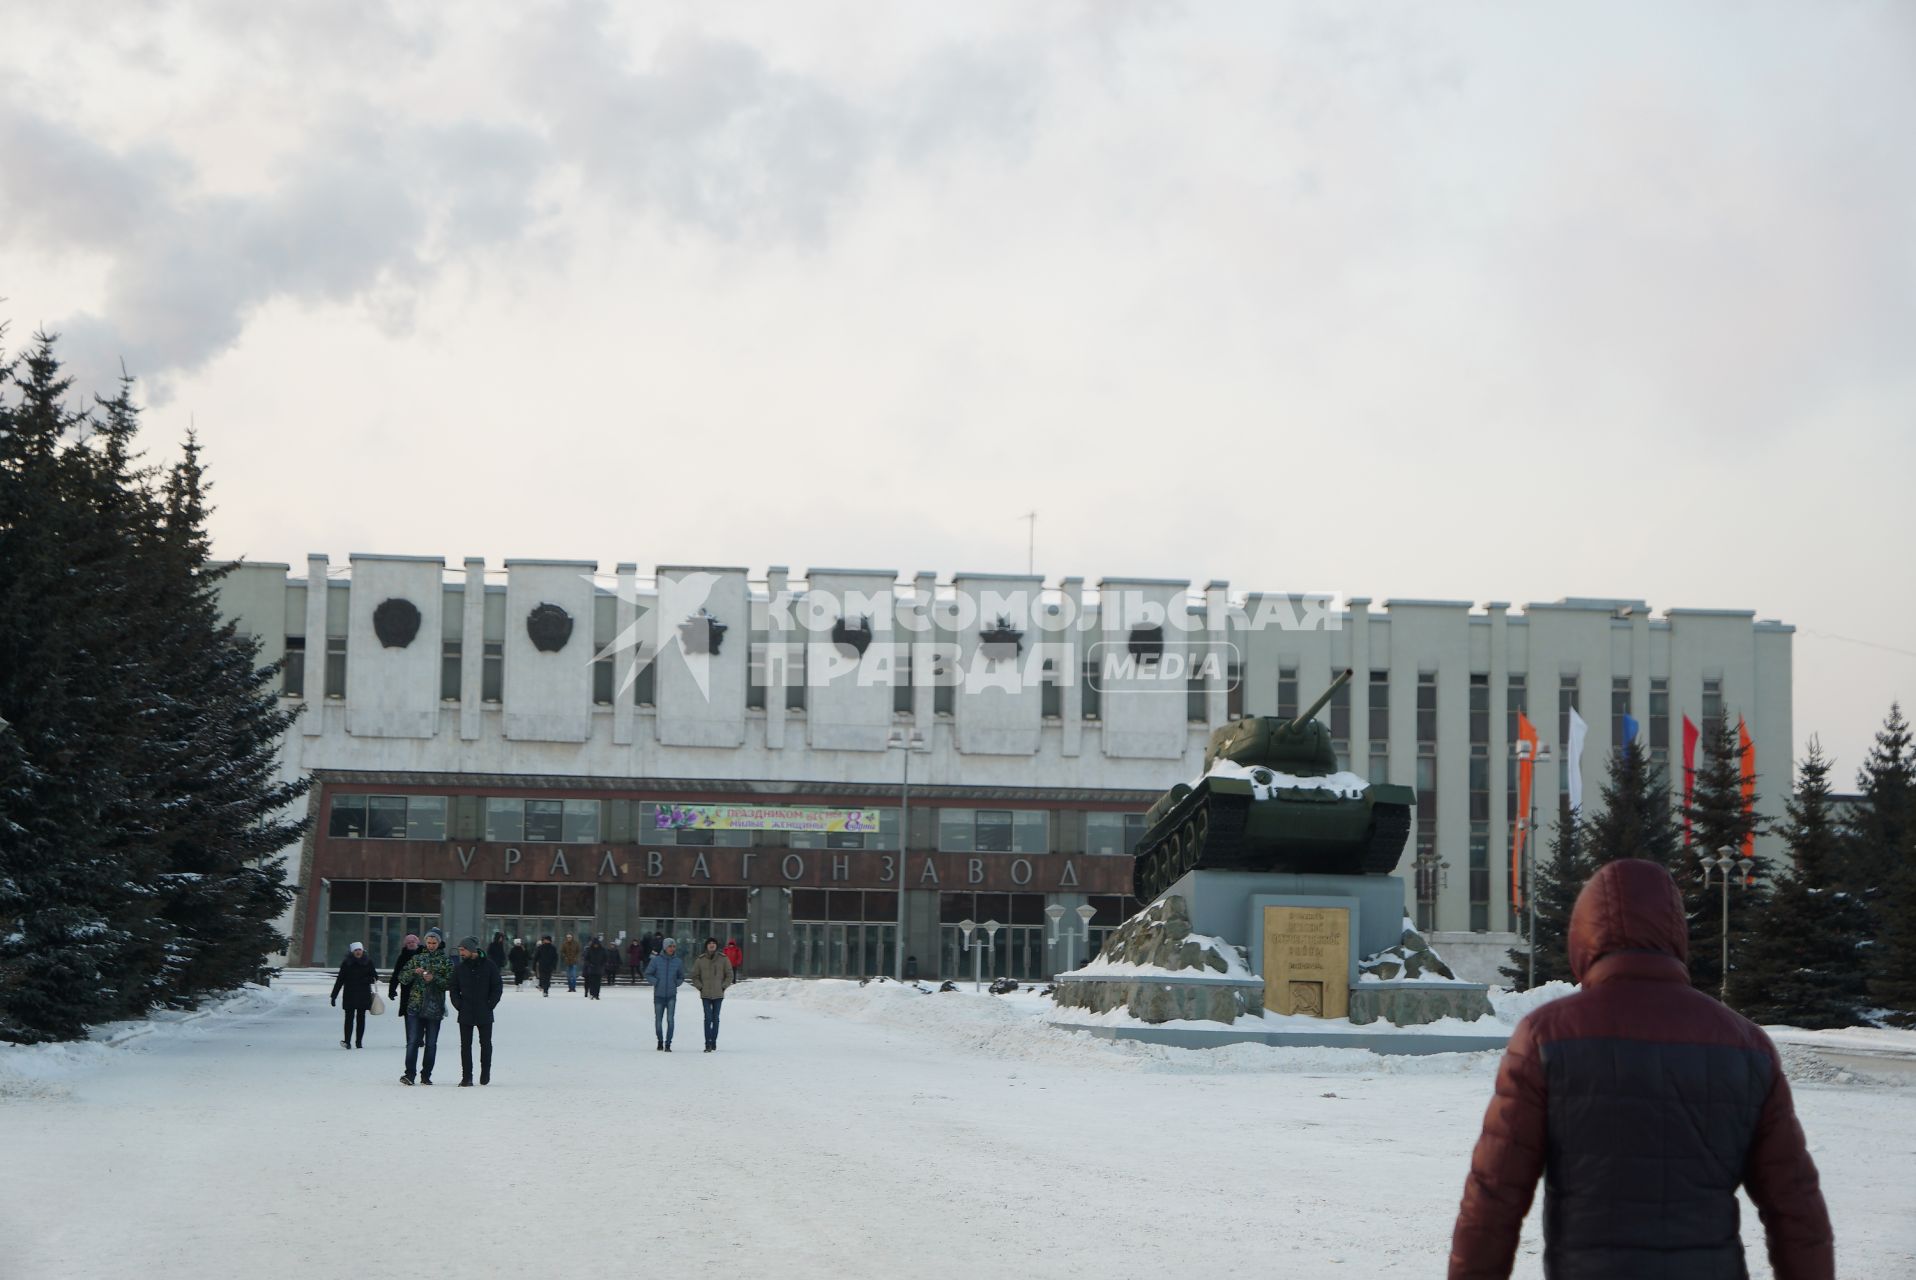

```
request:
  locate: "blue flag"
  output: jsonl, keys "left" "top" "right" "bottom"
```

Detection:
{"left": 1622, "top": 714, "right": 1641, "bottom": 760}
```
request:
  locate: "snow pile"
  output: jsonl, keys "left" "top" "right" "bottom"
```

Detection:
{"left": 0, "top": 983, "right": 296, "bottom": 1099}
{"left": 731, "top": 979, "right": 1498, "bottom": 1076}
{"left": 1358, "top": 916, "right": 1474, "bottom": 985}
{"left": 1198, "top": 757, "right": 1370, "bottom": 799}
{"left": 1486, "top": 981, "right": 1577, "bottom": 1025}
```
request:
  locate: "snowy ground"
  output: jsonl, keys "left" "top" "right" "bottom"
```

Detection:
{"left": 3, "top": 974, "right": 1913, "bottom": 1279}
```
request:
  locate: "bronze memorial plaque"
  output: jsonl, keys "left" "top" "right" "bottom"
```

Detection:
{"left": 1262, "top": 906, "right": 1350, "bottom": 1018}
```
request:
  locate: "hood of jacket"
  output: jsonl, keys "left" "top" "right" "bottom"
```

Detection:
{"left": 1567, "top": 857, "right": 1690, "bottom": 982}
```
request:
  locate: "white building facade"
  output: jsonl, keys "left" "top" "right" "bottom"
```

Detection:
{"left": 218, "top": 556, "right": 1793, "bottom": 983}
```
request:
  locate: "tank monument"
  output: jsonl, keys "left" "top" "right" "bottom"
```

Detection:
{"left": 1052, "top": 670, "right": 1509, "bottom": 1053}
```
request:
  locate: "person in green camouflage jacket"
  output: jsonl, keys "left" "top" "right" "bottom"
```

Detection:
{"left": 398, "top": 929, "right": 454, "bottom": 1085}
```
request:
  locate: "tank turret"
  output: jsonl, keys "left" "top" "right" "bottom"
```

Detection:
{"left": 1131, "top": 668, "right": 1415, "bottom": 902}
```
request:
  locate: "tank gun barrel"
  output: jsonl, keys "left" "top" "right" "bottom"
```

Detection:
{"left": 1290, "top": 668, "right": 1353, "bottom": 730}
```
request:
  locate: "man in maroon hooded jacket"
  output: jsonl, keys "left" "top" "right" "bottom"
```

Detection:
{"left": 1449, "top": 858, "right": 1833, "bottom": 1280}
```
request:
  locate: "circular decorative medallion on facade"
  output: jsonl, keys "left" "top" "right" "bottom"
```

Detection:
{"left": 1128, "top": 623, "right": 1164, "bottom": 660}
{"left": 831, "top": 613, "right": 873, "bottom": 658}
{"left": 372, "top": 597, "right": 422, "bottom": 649}
{"left": 526, "top": 602, "right": 574, "bottom": 653}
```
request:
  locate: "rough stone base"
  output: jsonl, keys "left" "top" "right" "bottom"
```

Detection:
{"left": 1050, "top": 977, "right": 1264, "bottom": 1024}
{"left": 1050, "top": 895, "right": 1264, "bottom": 1024}
{"left": 1348, "top": 982, "right": 1492, "bottom": 1026}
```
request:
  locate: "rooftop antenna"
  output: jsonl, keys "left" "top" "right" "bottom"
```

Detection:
{"left": 1020, "top": 510, "right": 1036, "bottom": 575}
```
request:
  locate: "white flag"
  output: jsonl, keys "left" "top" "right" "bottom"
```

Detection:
{"left": 1567, "top": 706, "right": 1589, "bottom": 813}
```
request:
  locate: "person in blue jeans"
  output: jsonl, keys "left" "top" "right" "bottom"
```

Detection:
{"left": 644, "top": 937, "right": 685, "bottom": 1051}
{"left": 689, "top": 936, "right": 736, "bottom": 1051}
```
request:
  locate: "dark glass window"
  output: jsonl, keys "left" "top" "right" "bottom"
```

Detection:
{"left": 441, "top": 641, "right": 461, "bottom": 701}
{"left": 1369, "top": 670, "right": 1390, "bottom": 742}
{"left": 329, "top": 880, "right": 367, "bottom": 911}
{"left": 366, "top": 795, "right": 408, "bottom": 839}
{"left": 1277, "top": 666, "right": 1298, "bottom": 722}
{"left": 482, "top": 642, "right": 503, "bottom": 703}
{"left": 557, "top": 886, "right": 596, "bottom": 916}
{"left": 525, "top": 800, "right": 564, "bottom": 843}
{"left": 283, "top": 637, "right": 306, "bottom": 697}
{"left": 975, "top": 811, "right": 1013, "bottom": 853}
{"left": 329, "top": 795, "right": 367, "bottom": 838}
{"left": 486, "top": 883, "right": 520, "bottom": 914}
{"left": 523, "top": 884, "right": 558, "bottom": 915}
{"left": 325, "top": 636, "right": 347, "bottom": 698}
{"left": 1612, "top": 677, "right": 1632, "bottom": 750}
{"left": 793, "top": 890, "right": 829, "bottom": 920}
{"left": 1416, "top": 672, "right": 1437, "bottom": 745}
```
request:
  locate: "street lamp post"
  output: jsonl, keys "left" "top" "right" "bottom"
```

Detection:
{"left": 1512, "top": 739, "right": 1554, "bottom": 990}
{"left": 886, "top": 729, "right": 927, "bottom": 980}
{"left": 1412, "top": 847, "right": 1450, "bottom": 934}
{"left": 1699, "top": 847, "right": 1755, "bottom": 1002}
{"left": 1044, "top": 902, "right": 1101, "bottom": 973}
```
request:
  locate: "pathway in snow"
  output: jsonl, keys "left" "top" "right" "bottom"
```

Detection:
{"left": 2, "top": 974, "right": 1912, "bottom": 1278}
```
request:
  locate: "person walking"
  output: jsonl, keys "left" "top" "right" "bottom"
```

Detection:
{"left": 1448, "top": 858, "right": 1833, "bottom": 1280}
{"left": 533, "top": 935, "right": 558, "bottom": 996}
{"left": 626, "top": 937, "right": 644, "bottom": 985}
{"left": 561, "top": 932, "right": 582, "bottom": 993}
{"left": 723, "top": 937, "right": 744, "bottom": 979}
{"left": 604, "top": 939, "right": 623, "bottom": 988}
{"left": 330, "top": 942, "right": 377, "bottom": 1049}
{"left": 583, "top": 935, "right": 607, "bottom": 1000}
{"left": 643, "top": 937, "right": 686, "bottom": 1051}
{"left": 486, "top": 931, "right": 507, "bottom": 971}
{"left": 507, "top": 938, "right": 530, "bottom": 988}
{"left": 450, "top": 936, "right": 503, "bottom": 1087}
{"left": 387, "top": 933, "right": 421, "bottom": 1020}
{"left": 397, "top": 927, "right": 453, "bottom": 1085}
{"left": 690, "top": 936, "right": 735, "bottom": 1052}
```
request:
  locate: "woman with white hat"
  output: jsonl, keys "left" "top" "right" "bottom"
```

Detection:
{"left": 330, "top": 942, "right": 378, "bottom": 1049}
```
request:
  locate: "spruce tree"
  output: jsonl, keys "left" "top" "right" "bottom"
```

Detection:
{"left": 1842, "top": 703, "right": 1913, "bottom": 900}
{"left": 1500, "top": 812, "right": 1593, "bottom": 989}
{"left": 1681, "top": 714, "right": 1768, "bottom": 1001}
{"left": 0, "top": 335, "right": 148, "bottom": 1039}
{"left": 1847, "top": 705, "right": 1916, "bottom": 1021}
{"left": 0, "top": 331, "right": 308, "bottom": 1041}
{"left": 1585, "top": 746, "right": 1680, "bottom": 869}
{"left": 144, "top": 430, "right": 307, "bottom": 999}
{"left": 1729, "top": 742, "right": 1870, "bottom": 1027}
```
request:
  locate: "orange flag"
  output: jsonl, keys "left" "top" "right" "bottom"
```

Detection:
{"left": 1511, "top": 712, "right": 1539, "bottom": 909}
{"left": 1738, "top": 717, "right": 1757, "bottom": 867}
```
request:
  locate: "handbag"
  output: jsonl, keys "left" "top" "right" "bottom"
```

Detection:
{"left": 370, "top": 992, "right": 387, "bottom": 1017}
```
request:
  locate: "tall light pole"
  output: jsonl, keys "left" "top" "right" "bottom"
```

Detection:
{"left": 1699, "top": 847, "right": 1754, "bottom": 1002}
{"left": 886, "top": 728, "right": 927, "bottom": 980}
{"left": 1044, "top": 902, "right": 1100, "bottom": 973}
{"left": 1513, "top": 739, "right": 1554, "bottom": 989}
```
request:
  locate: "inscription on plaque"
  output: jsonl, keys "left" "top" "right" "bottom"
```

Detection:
{"left": 1262, "top": 906, "right": 1350, "bottom": 1019}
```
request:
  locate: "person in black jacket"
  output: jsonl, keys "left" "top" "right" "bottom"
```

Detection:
{"left": 507, "top": 938, "right": 530, "bottom": 987}
{"left": 486, "top": 932, "right": 507, "bottom": 971}
{"left": 330, "top": 942, "right": 378, "bottom": 1048}
{"left": 533, "top": 935, "right": 558, "bottom": 996}
{"left": 450, "top": 936, "right": 504, "bottom": 1086}
{"left": 583, "top": 935, "right": 608, "bottom": 1000}
{"left": 387, "top": 933, "right": 421, "bottom": 1016}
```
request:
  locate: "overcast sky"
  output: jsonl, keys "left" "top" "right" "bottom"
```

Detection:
{"left": 3, "top": 1, "right": 1912, "bottom": 780}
